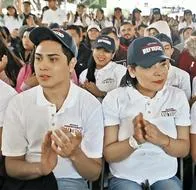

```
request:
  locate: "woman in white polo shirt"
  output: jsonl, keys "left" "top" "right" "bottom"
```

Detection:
{"left": 102, "top": 37, "right": 190, "bottom": 190}
{"left": 79, "top": 35, "right": 126, "bottom": 101}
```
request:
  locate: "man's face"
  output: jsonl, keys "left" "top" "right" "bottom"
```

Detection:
{"left": 120, "top": 23, "right": 135, "bottom": 40}
{"left": 23, "top": 3, "right": 31, "bottom": 13}
{"left": 34, "top": 40, "right": 73, "bottom": 89}
{"left": 48, "top": 0, "right": 57, "bottom": 9}
{"left": 162, "top": 42, "right": 173, "bottom": 58}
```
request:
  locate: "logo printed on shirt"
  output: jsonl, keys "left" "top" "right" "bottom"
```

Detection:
{"left": 102, "top": 78, "right": 115, "bottom": 84}
{"left": 161, "top": 108, "right": 176, "bottom": 117}
{"left": 63, "top": 124, "right": 83, "bottom": 135}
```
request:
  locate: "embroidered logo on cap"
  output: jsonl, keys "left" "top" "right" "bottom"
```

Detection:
{"left": 142, "top": 42, "right": 163, "bottom": 55}
{"left": 97, "top": 39, "right": 111, "bottom": 45}
{"left": 54, "top": 31, "right": 64, "bottom": 38}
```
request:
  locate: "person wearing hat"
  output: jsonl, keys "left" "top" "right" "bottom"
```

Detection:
{"left": 0, "top": 0, "right": 24, "bottom": 33}
{"left": 149, "top": 8, "right": 162, "bottom": 24}
{"left": 102, "top": 36, "right": 190, "bottom": 190}
{"left": 41, "top": 0, "right": 67, "bottom": 26}
{"left": 131, "top": 8, "right": 142, "bottom": 27}
{"left": 76, "top": 24, "right": 101, "bottom": 77}
{"left": 2, "top": 27, "right": 104, "bottom": 190}
{"left": 155, "top": 33, "right": 191, "bottom": 100}
{"left": 79, "top": 35, "right": 126, "bottom": 102}
{"left": 111, "top": 7, "right": 125, "bottom": 34}
{"left": 178, "top": 9, "right": 196, "bottom": 31}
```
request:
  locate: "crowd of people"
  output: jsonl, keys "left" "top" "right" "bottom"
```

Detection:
{"left": 0, "top": 0, "right": 196, "bottom": 190}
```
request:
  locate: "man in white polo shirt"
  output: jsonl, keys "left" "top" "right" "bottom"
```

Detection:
{"left": 42, "top": 0, "right": 67, "bottom": 26}
{"left": 2, "top": 27, "right": 104, "bottom": 190}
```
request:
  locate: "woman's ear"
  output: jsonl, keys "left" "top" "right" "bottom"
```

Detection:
{"left": 127, "top": 65, "right": 136, "bottom": 78}
{"left": 69, "top": 57, "right": 77, "bottom": 73}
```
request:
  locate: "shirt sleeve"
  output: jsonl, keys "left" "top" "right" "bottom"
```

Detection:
{"left": 174, "top": 90, "right": 191, "bottom": 126}
{"left": 2, "top": 96, "right": 27, "bottom": 156}
{"left": 81, "top": 102, "right": 104, "bottom": 158}
{"left": 102, "top": 90, "right": 120, "bottom": 126}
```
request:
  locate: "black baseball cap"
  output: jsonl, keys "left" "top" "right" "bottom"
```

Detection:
{"left": 133, "top": 8, "right": 141, "bottom": 13}
{"left": 152, "top": 8, "right": 161, "bottom": 14}
{"left": 184, "top": 9, "right": 192, "bottom": 15}
{"left": 93, "top": 35, "right": 115, "bottom": 53}
{"left": 127, "top": 37, "right": 170, "bottom": 68}
{"left": 29, "top": 27, "right": 78, "bottom": 57}
{"left": 155, "top": 33, "right": 173, "bottom": 47}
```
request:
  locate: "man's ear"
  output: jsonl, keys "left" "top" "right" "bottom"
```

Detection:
{"left": 127, "top": 65, "right": 136, "bottom": 78}
{"left": 69, "top": 57, "right": 77, "bottom": 73}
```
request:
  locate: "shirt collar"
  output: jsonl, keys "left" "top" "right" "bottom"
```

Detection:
{"left": 95, "top": 61, "right": 114, "bottom": 72}
{"left": 127, "top": 84, "right": 166, "bottom": 102}
{"left": 36, "top": 82, "right": 78, "bottom": 112}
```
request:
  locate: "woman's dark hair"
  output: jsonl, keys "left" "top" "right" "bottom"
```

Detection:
{"left": 0, "top": 36, "right": 22, "bottom": 87}
{"left": 149, "top": 13, "right": 163, "bottom": 24}
{"left": 120, "top": 66, "right": 138, "bottom": 88}
{"left": 86, "top": 55, "right": 96, "bottom": 83}
{"left": 7, "top": 6, "right": 19, "bottom": 20}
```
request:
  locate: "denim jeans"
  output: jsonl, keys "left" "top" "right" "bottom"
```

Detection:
{"left": 109, "top": 176, "right": 182, "bottom": 190}
{"left": 57, "top": 178, "right": 89, "bottom": 190}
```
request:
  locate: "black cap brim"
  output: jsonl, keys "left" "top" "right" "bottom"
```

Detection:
{"left": 29, "top": 27, "right": 78, "bottom": 57}
{"left": 136, "top": 55, "right": 170, "bottom": 68}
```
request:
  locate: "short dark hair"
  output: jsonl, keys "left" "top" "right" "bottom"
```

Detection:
{"left": 120, "top": 21, "right": 133, "bottom": 28}
{"left": 101, "top": 27, "right": 118, "bottom": 37}
{"left": 137, "top": 23, "right": 148, "bottom": 31}
{"left": 66, "top": 25, "right": 81, "bottom": 37}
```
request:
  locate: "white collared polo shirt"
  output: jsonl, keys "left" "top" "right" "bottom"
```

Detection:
{"left": 2, "top": 82, "right": 104, "bottom": 179}
{"left": 167, "top": 65, "right": 191, "bottom": 100}
{"left": 102, "top": 85, "right": 190, "bottom": 185}
{"left": 42, "top": 8, "right": 67, "bottom": 25}
{"left": 0, "top": 80, "right": 16, "bottom": 127}
{"left": 79, "top": 61, "right": 127, "bottom": 93}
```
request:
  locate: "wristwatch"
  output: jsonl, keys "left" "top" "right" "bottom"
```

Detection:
{"left": 128, "top": 136, "right": 141, "bottom": 149}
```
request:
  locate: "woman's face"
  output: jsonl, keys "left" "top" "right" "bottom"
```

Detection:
{"left": 7, "top": 7, "right": 16, "bottom": 16}
{"left": 88, "top": 29, "right": 100, "bottom": 41}
{"left": 128, "top": 60, "right": 169, "bottom": 97}
{"left": 93, "top": 48, "right": 113, "bottom": 69}
{"left": 22, "top": 31, "right": 34, "bottom": 50}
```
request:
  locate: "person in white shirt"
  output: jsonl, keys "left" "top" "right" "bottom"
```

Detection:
{"left": 41, "top": 0, "right": 67, "bottom": 26}
{"left": 178, "top": 9, "right": 196, "bottom": 31}
{"left": 79, "top": 35, "right": 126, "bottom": 102}
{"left": 2, "top": 27, "right": 104, "bottom": 190}
{"left": 0, "top": 80, "right": 16, "bottom": 187}
{"left": 102, "top": 36, "right": 190, "bottom": 190}
{"left": 155, "top": 33, "right": 191, "bottom": 100}
{"left": 0, "top": 0, "right": 24, "bottom": 33}
{"left": 0, "top": 80, "right": 16, "bottom": 144}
